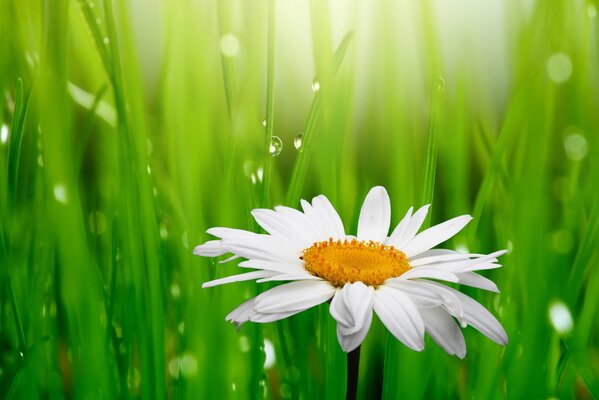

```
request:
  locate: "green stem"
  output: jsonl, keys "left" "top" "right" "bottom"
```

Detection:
{"left": 346, "top": 346, "right": 361, "bottom": 400}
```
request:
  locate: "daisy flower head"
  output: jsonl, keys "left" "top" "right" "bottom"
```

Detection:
{"left": 194, "top": 186, "right": 507, "bottom": 357}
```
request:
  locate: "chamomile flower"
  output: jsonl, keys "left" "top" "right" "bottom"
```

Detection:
{"left": 194, "top": 186, "right": 507, "bottom": 356}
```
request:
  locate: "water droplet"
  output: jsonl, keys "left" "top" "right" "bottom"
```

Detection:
{"left": 88, "top": 1, "right": 95, "bottom": 8}
{"left": 96, "top": 17, "right": 101, "bottom": 24}
{"left": 293, "top": 132, "right": 303, "bottom": 150}
{"left": 454, "top": 244, "right": 469, "bottom": 254}
{"left": 37, "top": 155, "right": 44, "bottom": 167}
{"left": 127, "top": 368, "right": 141, "bottom": 390}
{"left": 256, "top": 167, "right": 264, "bottom": 182}
{"left": 147, "top": 139, "right": 153, "bottom": 155}
{"left": 19, "top": 351, "right": 24, "bottom": 359}
{"left": 147, "top": 165, "right": 152, "bottom": 175}
{"left": 262, "top": 119, "right": 267, "bottom": 127}
{"left": 182, "top": 231, "right": 189, "bottom": 249}
{"left": 159, "top": 223, "right": 168, "bottom": 239}
{"left": 263, "top": 339, "right": 276, "bottom": 369}
{"left": 564, "top": 132, "right": 588, "bottom": 161}
{"left": 232, "top": 383, "right": 237, "bottom": 392}
{"left": 269, "top": 136, "right": 282, "bottom": 156}
{"left": 220, "top": 33, "right": 240, "bottom": 57}
{"left": 1, "top": 124, "right": 8, "bottom": 144}
{"left": 437, "top": 75, "right": 446, "bottom": 91}
{"left": 588, "top": 4, "right": 597, "bottom": 18}
{"left": 311, "top": 80, "right": 320, "bottom": 92}
{"left": 89, "top": 211, "right": 107, "bottom": 235}
{"left": 171, "top": 283, "right": 181, "bottom": 299}
{"left": 546, "top": 52, "right": 572, "bottom": 83}
{"left": 178, "top": 321, "right": 185, "bottom": 334}
{"left": 53, "top": 184, "right": 68, "bottom": 204}
{"left": 551, "top": 230, "right": 574, "bottom": 254}
{"left": 103, "top": 37, "right": 110, "bottom": 45}
{"left": 548, "top": 301, "right": 573, "bottom": 335}
{"left": 180, "top": 353, "right": 198, "bottom": 377}
{"left": 239, "top": 336, "right": 250, "bottom": 352}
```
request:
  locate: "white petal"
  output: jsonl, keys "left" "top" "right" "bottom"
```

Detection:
{"left": 202, "top": 270, "right": 276, "bottom": 288}
{"left": 394, "top": 268, "right": 460, "bottom": 283}
{"left": 383, "top": 280, "right": 445, "bottom": 308}
{"left": 410, "top": 252, "right": 474, "bottom": 267}
{"left": 256, "top": 273, "right": 322, "bottom": 283}
{"left": 410, "top": 280, "right": 464, "bottom": 318}
{"left": 274, "top": 205, "right": 321, "bottom": 242}
{"left": 251, "top": 208, "right": 314, "bottom": 248}
{"left": 417, "top": 250, "right": 506, "bottom": 273}
{"left": 238, "top": 259, "right": 305, "bottom": 274}
{"left": 420, "top": 307, "right": 466, "bottom": 358}
{"left": 330, "top": 282, "right": 375, "bottom": 334}
{"left": 456, "top": 272, "right": 500, "bottom": 293}
{"left": 310, "top": 195, "right": 345, "bottom": 239}
{"left": 226, "top": 298, "right": 256, "bottom": 330}
{"left": 253, "top": 280, "right": 336, "bottom": 314}
{"left": 193, "top": 240, "right": 228, "bottom": 257}
{"left": 389, "top": 205, "right": 430, "bottom": 249}
{"left": 357, "top": 186, "right": 391, "bottom": 242}
{"left": 386, "top": 207, "right": 413, "bottom": 247}
{"left": 221, "top": 235, "right": 301, "bottom": 264}
{"left": 251, "top": 309, "right": 302, "bottom": 323}
{"left": 427, "top": 282, "right": 508, "bottom": 345}
{"left": 373, "top": 286, "right": 425, "bottom": 351}
{"left": 336, "top": 314, "right": 372, "bottom": 352}
{"left": 402, "top": 215, "right": 473, "bottom": 258}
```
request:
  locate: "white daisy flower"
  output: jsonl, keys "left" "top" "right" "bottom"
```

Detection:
{"left": 194, "top": 186, "right": 507, "bottom": 357}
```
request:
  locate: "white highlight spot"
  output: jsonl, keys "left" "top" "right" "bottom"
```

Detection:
{"left": 588, "top": 4, "right": 597, "bottom": 18}
{"left": 564, "top": 133, "right": 588, "bottom": 161}
{"left": 220, "top": 34, "right": 240, "bottom": 57}
{"left": 53, "top": 184, "right": 68, "bottom": 204}
{"left": 1, "top": 124, "right": 8, "bottom": 144}
{"left": 546, "top": 53, "right": 572, "bottom": 84}
{"left": 311, "top": 80, "right": 320, "bottom": 92}
{"left": 180, "top": 353, "right": 198, "bottom": 377}
{"left": 549, "top": 301, "right": 573, "bottom": 335}
{"left": 263, "top": 339, "right": 276, "bottom": 369}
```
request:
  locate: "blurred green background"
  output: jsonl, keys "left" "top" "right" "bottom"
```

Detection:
{"left": 1, "top": 0, "right": 598, "bottom": 398}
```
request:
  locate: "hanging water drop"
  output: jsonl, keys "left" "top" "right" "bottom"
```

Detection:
{"left": 103, "top": 37, "right": 110, "bottom": 45}
{"left": 262, "top": 119, "right": 267, "bottom": 127}
{"left": 437, "top": 76, "right": 445, "bottom": 91}
{"left": 269, "top": 136, "right": 282, "bottom": 157}
{"left": 293, "top": 132, "right": 303, "bottom": 151}
{"left": 311, "top": 80, "right": 320, "bottom": 92}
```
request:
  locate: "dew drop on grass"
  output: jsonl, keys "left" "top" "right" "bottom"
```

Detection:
{"left": 127, "top": 368, "right": 141, "bottom": 391}
{"left": 88, "top": 1, "right": 95, "bottom": 8}
{"left": 269, "top": 136, "right": 282, "bottom": 156}
{"left": 168, "top": 358, "right": 180, "bottom": 379}
{"left": 170, "top": 283, "right": 181, "bottom": 299}
{"left": 311, "top": 80, "right": 320, "bottom": 92}
{"left": 37, "top": 155, "right": 44, "bottom": 167}
{"left": 180, "top": 353, "right": 198, "bottom": 377}
{"left": 548, "top": 301, "right": 573, "bottom": 335}
{"left": 159, "top": 223, "right": 168, "bottom": 239}
{"left": 263, "top": 339, "right": 276, "bottom": 369}
{"left": 177, "top": 321, "right": 185, "bottom": 334}
{"left": 88, "top": 211, "right": 107, "bottom": 235}
{"left": 103, "top": 37, "right": 110, "bottom": 45}
{"left": 239, "top": 336, "right": 250, "bottom": 352}
{"left": 262, "top": 119, "right": 267, "bottom": 127}
{"left": 551, "top": 230, "right": 573, "bottom": 254}
{"left": 53, "top": 184, "right": 68, "bottom": 204}
{"left": 588, "top": 4, "right": 597, "bottom": 18}
{"left": 96, "top": 18, "right": 101, "bottom": 24}
{"left": 220, "top": 33, "right": 240, "bottom": 57}
{"left": 546, "top": 52, "right": 572, "bottom": 83}
{"left": 564, "top": 132, "right": 588, "bottom": 160}
{"left": 231, "top": 383, "right": 237, "bottom": 392}
{"left": 437, "top": 75, "right": 446, "bottom": 91}
{"left": 293, "top": 132, "right": 303, "bottom": 150}
{"left": 1, "top": 124, "right": 8, "bottom": 144}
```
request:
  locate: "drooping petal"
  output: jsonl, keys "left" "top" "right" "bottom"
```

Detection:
{"left": 456, "top": 272, "right": 500, "bottom": 293}
{"left": 357, "top": 186, "right": 391, "bottom": 242}
{"left": 401, "top": 215, "right": 473, "bottom": 258}
{"left": 329, "top": 282, "right": 375, "bottom": 352}
{"left": 427, "top": 282, "right": 508, "bottom": 345}
{"left": 373, "top": 286, "right": 425, "bottom": 351}
{"left": 420, "top": 307, "right": 466, "bottom": 358}
{"left": 253, "top": 280, "right": 336, "bottom": 314}
{"left": 202, "top": 270, "right": 277, "bottom": 288}
{"left": 411, "top": 280, "right": 464, "bottom": 319}
{"left": 193, "top": 240, "right": 228, "bottom": 257}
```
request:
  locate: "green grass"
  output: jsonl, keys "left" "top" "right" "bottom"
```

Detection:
{"left": 1, "top": 0, "right": 598, "bottom": 398}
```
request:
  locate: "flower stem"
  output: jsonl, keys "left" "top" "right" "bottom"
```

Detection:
{"left": 346, "top": 345, "right": 361, "bottom": 400}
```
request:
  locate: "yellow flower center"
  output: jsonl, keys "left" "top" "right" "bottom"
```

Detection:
{"left": 302, "top": 239, "right": 411, "bottom": 287}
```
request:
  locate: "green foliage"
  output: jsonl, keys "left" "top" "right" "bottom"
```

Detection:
{"left": 0, "top": 0, "right": 597, "bottom": 398}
